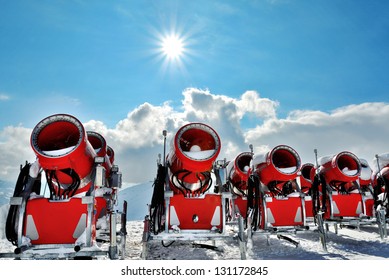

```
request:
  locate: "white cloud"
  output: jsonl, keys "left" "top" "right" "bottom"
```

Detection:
{"left": 245, "top": 102, "right": 389, "bottom": 166}
{"left": 236, "top": 90, "right": 279, "bottom": 119}
{"left": 0, "top": 94, "right": 10, "bottom": 101}
{"left": 1, "top": 89, "right": 389, "bottom": 186}
{"left": 0, "top": 126, "right": 35, "bottom": 179}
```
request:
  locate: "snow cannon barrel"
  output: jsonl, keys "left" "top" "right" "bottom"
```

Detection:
{"left": 87, "top": 131, "right": 112, "bottom": 175}
{"left": 359, "top": 158, "right": 372, "bottom": 187}
{"left": 107, "top": 145, "right": 115, "bottom": 165}
{"left": 251, "top": 145, "right": 301, "bottom": 186}
{"left": 299, "top": 163, "right": 315, "bottom": 190}
{"left": 30, "top": 114, "right": 96, "bottom": 195}
{"left": 227, "top": 152, "right": 252, "bottom": 196}
{"left": 167, "top": 123, "right": 221, "bottom": 194}
{"left": 318, "top": 151, "right": 361, "bottom": 184}
{"left": 371, "top": 153, "right": 389, "bottom": 187}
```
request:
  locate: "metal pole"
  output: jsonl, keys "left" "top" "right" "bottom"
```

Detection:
{"left": 163, "top": 130, "right": 167, "bottom": 167}
{"left": 109, "top": 212, "right": 118, "bottom": 259}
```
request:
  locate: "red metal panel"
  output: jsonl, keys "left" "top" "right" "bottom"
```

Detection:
{"left": 23, "top": 197, "right": 95, "bottom": 245}
{"left": 169, "top": 194, "right": 223, "bottom": 230}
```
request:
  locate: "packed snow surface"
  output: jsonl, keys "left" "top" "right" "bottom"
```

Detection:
{"left": 1, "top": 204, "right": 389, "bottom": 260}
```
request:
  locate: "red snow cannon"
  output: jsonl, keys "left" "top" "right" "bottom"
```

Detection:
{"left": 371, "top": 154, "right": 389, "bottom": 216}
{"left": 167, "top": 122, "right": 221, "bottom": 195}
{"left": 30, "top": 114, "right": 97, "bottom": 196}
{"left": 298, "top": 163, "right": 315, "bottom": 220}
{"left": 359, "top": 158, "right": 372, "bottom": 187}
{"left": 248, "top": 145, "right": 305, "bottom": 229}
{"left": 226, "top": 152, "right": 253, "bottom": 219}
{"left": 227, "top": 152, "right": 252, "bottom": 196}
{"left": 299, "top": 163, "right": 315, "bottom": 193}
{"left": 251, "top": 145, "right": 301, "bottom": 185}
{"left": 87, "top": 131, "right": 113, "bottom": 176}
{"left": 318, "top": 151, "right": 361, "bottom": 185}
{"left": 317, "top": 152, "right": 369, "bottom": 220}
{"left": 371, "top": 153, "right": 389, "bottom": 187}
{"left": 107, "top": 145, "right": 115, "bottom": 165}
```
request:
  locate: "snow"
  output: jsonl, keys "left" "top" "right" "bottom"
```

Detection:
{"left": 318, "top": 155, "right": 334, "bottom": 166}
{"left": 42, "top": 145, "right": 76, "bottom": 156}
{"left": 278, "top": 166, "right": 297, "bottom": 173}
{"left": 342, "top": 167, "right": 358, "bottom": 176}
{"left": 183, "top": 149, "right": 216, "bottom": 160}
{"left": 251, "top": 151, "right": 269, "bottom": 167}
{"left": 360, "top": 158, "right": 372, "bottom": 180}
{"left": 372, "top": 153, "right": 389, "bottom": 178}
{"left": 1, "top": 183, "right": 389, "bottom": 261}
{"left": 84, "top": 221, "right": 389, "bottom": 260}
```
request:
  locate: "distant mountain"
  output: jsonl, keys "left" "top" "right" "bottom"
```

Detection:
{"left": 0, "top": 180, "right": 13, "bottom": 206}
{"left": 116, "top": 182, "right": 154, "bottom": 221}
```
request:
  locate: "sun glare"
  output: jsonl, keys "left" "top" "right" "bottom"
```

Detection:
{"left": 161, "top": 34, "right": 185, "bottom": 60}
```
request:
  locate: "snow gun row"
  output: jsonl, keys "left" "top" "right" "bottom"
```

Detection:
{"left": 143, "top": 121, "right": 388, "bottom": 259}
{"left": 1, "top": 113, "right": 388, "bottom": 259}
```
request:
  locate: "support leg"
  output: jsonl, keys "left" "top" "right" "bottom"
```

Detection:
{"left": 317, "top": 212, "right": 327, "bottom": 252}
{"left": 238, "top": 215, "right": 247, "bottom": 260}
{"left": 377, "top": 208, "right": 387, "bottom": 239}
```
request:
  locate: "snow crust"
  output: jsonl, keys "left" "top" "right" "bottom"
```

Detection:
{"left": 251, "top": 152, "right": 269, "bottom": 167}
{"left": 360, "top": 158, "right": 372, "bottom": 180}
{"left": 278, "top": 166, "right": 297, "bottom": 173}
{"left": 183, "top": 149, "right": 215, "bottom": 159}
{"left": 42, "top": 145, "right": 76, "bottom": 156}
{"left": 342, "top": 167, "right": 358, "bottom": 176}
{"left": 372, "top": 153, "right": 389, "bottom": 174}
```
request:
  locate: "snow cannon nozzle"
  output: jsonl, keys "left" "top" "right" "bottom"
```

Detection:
{"left": 87, "top": 131, "right": 113, "bottom": 174}
{"left": 31, "top": 114, "right": 84, "bottom": 159}
{"left": 318, "top": 151, "right": 362, "bottom": 183}
{"left": 251, "top": 145, "right": 302, "bottom": 185}
{"left": 227, "top": 152, "right": 253, "bottom": 196}
{"left": 30, "top": 114, "right": 97, "bottom": 195}
{"left": 170, "top": 123, "right": 221, "bottom": 172}
{"left": 167, "top": 122, "right": 221, "bottom": 194}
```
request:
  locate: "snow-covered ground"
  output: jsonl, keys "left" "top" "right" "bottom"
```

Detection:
{"left": 1, "top": 211, "right": 388, "bottom": 260}
{"left": 127, "top": 222, "right": 389, "bottom": 260}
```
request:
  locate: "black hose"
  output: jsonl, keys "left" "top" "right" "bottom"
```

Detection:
{"left": 6, "top": 163, "right": 31, "bottom": 246}
{"left": 150, "top": 164, "right": 167, "bottom": 235}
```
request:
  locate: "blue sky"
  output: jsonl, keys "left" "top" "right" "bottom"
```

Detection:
{"left": 1, "top": 0, "right": 389, "bottom": 184}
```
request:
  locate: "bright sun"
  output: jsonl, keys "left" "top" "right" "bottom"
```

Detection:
{"left": 161, "top": 34, "right": 185, "bottom": 60}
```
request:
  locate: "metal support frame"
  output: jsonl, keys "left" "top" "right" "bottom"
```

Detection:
{"left": 142, "top": 192, "right": 241, "bottom": 259}
{"left": 317, "top": 183, "right": 385, "bottom": 252}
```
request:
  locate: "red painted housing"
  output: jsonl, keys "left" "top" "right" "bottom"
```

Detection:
{"left": 359, "top": 159, "right": 372, "bottom": 187}
{"left": 227, "top": 152, "right": 252, "bottom": 196}
{"left": 87, "top": 131, "right": 113, "bottom": 176}
{"left": 23, "top": 197, "right": 94, "bottom": 245}
{"left": 167, "top": 123, "right": 221, "bottom": 194}
{"left": 318, "top": 151, "right": 361, "bottom": 184}
{"left": 251, "top": 145, "right": 301, "bottom": 185}
{"left": 30, "top": 114, "right": 96, "bottom": 195}
{"left": 299, "top": 163, "right": 315, "bottom": 192}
